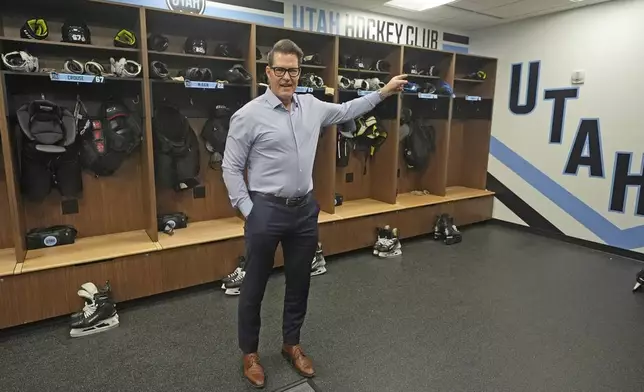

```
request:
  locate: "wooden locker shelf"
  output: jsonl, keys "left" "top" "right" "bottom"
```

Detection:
{"left": 334, "top": 198, "right": 400, "bottom": 219}
{"left": 318, "top": 211, "right": 342, "bottom": 223}
{"left": 445, "top": 186, "right": 494, "bottom": 200}
{"left": 156, "top": 217, "right": 245, "bottom": 250}
{"left": 1, "top": 70, "right": 143, "bottom": 83}
{"left": 338, "top": 68, "right": 390, "bottom": 76}
{"left": 148, "top": 50, "right": 244, "bottom": 62}
{"left": 454, "top": 78, "right": 485, "bottom": 83}
{"left": 257, "top": 59, "right": 326, "bottom": 69}
{"left": 19, "top": 230, "right": 159, "bottom": 274}
{"left": 0, "top": 248, "right": 16, "bottom": 277}
{"left": 0, "top": 36, "right": 140, "bottom": 53}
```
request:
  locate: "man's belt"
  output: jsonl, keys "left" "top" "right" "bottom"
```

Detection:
{"left": 251, "top": 191, "right": 311, "bottom": 207}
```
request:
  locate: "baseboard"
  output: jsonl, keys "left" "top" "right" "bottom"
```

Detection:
{"left": 489, "top": 219, "right": 644, "bottom": 262}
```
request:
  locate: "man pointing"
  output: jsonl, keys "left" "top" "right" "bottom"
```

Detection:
{"left": 222, "top": 39, "right": 406, "bottom": 389}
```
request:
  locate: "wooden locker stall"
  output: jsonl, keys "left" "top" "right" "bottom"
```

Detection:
{"left": 397, "top": 46, "right": 454, "bottom": 200}
{"left": 0, "top": 0, "right": 498, "bottom": 329}
{"left": 448, "top": 53, "right": 497, "bottom": 192}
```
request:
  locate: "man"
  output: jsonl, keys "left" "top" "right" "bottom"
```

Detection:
{"left": 222, "top": 39, "right": 406, "bottom": 389}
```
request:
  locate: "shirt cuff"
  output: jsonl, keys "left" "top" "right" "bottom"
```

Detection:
{"left": 238, "top": 199, "right": 254, "bottom": 218}
{"left": 366, "top": 90, "right": 384, "bottom": 105}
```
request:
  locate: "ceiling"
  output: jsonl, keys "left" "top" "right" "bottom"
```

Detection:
{"left": 320, "top": 0, "right": 614, "bottom": 31}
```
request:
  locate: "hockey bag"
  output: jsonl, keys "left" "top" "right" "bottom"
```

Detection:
{"left": 26, "top": 225, "right": 78, "bottom": 250}
{"left": 403, "top": 119, "right": 436, "bottom": 170}
{"left": 79, "top": 100, "right": 143, "bottom": 176}
{"left": 153, "top": 104, "right": 201, "bottom": 191}
{"left": 157, "top": 212, "right": 188, "bottom": 235}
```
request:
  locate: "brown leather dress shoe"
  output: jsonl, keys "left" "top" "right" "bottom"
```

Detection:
{"left": 282, "top": 344, "right": 315, "bottom": 378}
{"left": 243, "top": 353, "right": 265, "bottom": 389}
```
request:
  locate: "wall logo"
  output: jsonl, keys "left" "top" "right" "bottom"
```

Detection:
{"left": 165, "top": 0, "right": 205, "bottom": 14}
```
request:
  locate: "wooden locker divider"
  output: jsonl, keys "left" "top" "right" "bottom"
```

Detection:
{"left": 313, "top": 35, "right": 339, "bottom": 214}
{"left": 137, "top": 7, "right": 159, "bottom": 242}
{"left": 370, "top": 45, "right": 403, "bottom": 204}
{"left": 248, "top": 24, "right": 257, "bottom": 99}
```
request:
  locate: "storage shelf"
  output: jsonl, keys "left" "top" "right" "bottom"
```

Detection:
{"left": 445, "top": 186, "right": 494, "bottom": 201}
{"left": 148, "top": 50, "right": 244, "bottom": 62}
{"left": 20, "top": 230, "right": 159, "bottom": 274}
{"left": 454, "top": 78, "right": 485, "bottom": 83}
{"left": 338, "top": 68, "right": 390, "bottom": 76}
{"left": 318, "top": 211, "right": 342, "bottom": 223}
{"left": 151, "top": 79, "right": 250, "bottom": 88}
{"left": 334, "top": 198, "right": 401, "bottom": 219}
{"left": 2, "top": 71, "right": 142, "bottom": 82}
{"left": 256, "top": 59, "right": 326, "bottom": 69}
{"left": 0, "top": 248, "right": 16, "bottom": 277}
{"left": 406, "top": 74, "right": 440, "bottom": 80}
{"left": 395, "top": 187, "right": 494, "bottom": 210}
{"left": 0, "top": 36, "right": 140, "bottom": 53}
{"left": 156, "top": 217, "right": 245, "bottom": 250}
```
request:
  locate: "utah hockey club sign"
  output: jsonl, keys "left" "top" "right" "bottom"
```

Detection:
{"left": 166, "top": 0, "right": 205, "bottom": 14}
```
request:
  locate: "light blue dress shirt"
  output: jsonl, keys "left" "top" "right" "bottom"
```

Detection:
{"left": 222, "top": 88, "right": 383, "bottom": 217}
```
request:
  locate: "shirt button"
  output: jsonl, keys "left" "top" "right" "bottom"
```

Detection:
{"left": 299, "top": 169, "right": 302, "bottom": 172}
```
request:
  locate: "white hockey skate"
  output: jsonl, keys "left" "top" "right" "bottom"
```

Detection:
{"left": 373, "top": 226, "right": 392, "bottom": 256}
{"left": 70, "top": 282, "right": 119, "bottom": 338}
{"left": 311, "top": 242, "right": 327, "bottom": 277}
{"left": 378, "top": 227, "right": 402, "bottom": 258}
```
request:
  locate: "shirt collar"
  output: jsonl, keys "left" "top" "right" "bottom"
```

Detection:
{"left": 264, "top": 87, "right": 300, "bottom": 109}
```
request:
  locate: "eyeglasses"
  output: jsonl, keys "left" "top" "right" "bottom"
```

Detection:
{"left": 270, "top": 66, "right": 301, "bottom": 78}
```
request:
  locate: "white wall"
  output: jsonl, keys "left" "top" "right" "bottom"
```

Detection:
{"left": 471, "top": 0, "right": 644, "bottom": 254}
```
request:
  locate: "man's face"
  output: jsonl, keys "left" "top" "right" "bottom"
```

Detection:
{"left": 266, "top": 52, "right": 300, "bottom": 102}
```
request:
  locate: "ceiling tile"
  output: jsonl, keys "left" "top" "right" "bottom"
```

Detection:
{"left": 439, "top": 12, "right": 503, "bottom": 30}
{"left": 452, "top": 0, "right": 520, "bottom": 11}
{"left": 484, "top": 0, "right": 575, "bottom": 18}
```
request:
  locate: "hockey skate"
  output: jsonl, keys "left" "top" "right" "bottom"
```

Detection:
{"left": 223, "top": 270, "right": 245, "bottom": 296}
{"left": 433, "top": 215, "right": 446, "bottom": 241}
{"left": 70, "top": 281, "right": 114, "bottom": 323}
{"left": 311, "top": 242, "right": 327, "bottom": 276}
{"left": 633, "top": 269, "right": 644, "bottom": 292}
{"left": 70, "top": 282, "right": 119, "bottom": 338}
{"left": 374, "top": 226, "right": 392, "bottom": 256}
{"left": 221, "top": 256, "right": 246, "bottom": 290}
{"left": 378, "top": 227, "right": 402, "bottom": 258}
{"left": 442, "top": 214, "right": 462, "bottom": 245}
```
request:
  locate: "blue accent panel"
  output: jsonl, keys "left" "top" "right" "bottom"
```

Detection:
{"left": 205, "top": 3, "right": 283, "bottom": 26}
{"left": 490, "top": 136, "right": 644, "bottom": 250}
{"left": 442, "top": 44, "right": 468, "bottom": 54}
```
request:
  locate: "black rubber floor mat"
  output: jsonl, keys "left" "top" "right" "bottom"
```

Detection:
{"left": 272, "top": 378, "right": 320, "bottom": 392}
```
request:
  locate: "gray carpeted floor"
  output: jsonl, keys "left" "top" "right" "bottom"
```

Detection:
{"left": 2, "top": 224, "right": 644, "bottom": 392}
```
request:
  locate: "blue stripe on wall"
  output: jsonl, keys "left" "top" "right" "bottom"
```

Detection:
{"left": 490, "top": 136, "right": 644, "bottom": 250}
{"left": 442, "top": 44, "right": 469, "bottom": 54}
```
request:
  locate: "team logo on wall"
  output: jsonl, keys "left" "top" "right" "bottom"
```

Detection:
{"left": 166, "top": 0, "right": 206, "bottom": 15}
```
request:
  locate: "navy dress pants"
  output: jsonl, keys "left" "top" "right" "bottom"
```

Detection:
{"left": 238, "top": 192, "right": 319, "bottom": 354}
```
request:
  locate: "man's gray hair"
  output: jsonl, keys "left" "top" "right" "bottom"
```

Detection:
{"left": 267, "top": 39, "right": 303, "bottom": 66}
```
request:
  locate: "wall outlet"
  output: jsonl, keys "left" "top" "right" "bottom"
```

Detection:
{"left": 572, "top": 70, "right": 585, "bottom": 85}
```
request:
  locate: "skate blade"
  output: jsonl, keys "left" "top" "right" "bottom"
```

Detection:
{"left": 225, "top": 288, "right": 241, "bottom": 296}
{"left": 634, "top": 282, "right": 642, "bottom": 292}
{"left": 311, "top": 266, "right": 327, "bottom": 276}
{"left": 378, "top": 249, "right": 402, "bottom": 258}
{"left": 70, "top": 314, "right": 119, "bottom": 338}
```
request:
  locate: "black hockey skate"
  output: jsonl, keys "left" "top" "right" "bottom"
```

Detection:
{"left": 223, "top": 269, "right": 245, "bottom": 296}
{"left": 311, "top": 242, "right": 327, "bottom": 276}
{"left": 633, "top": 269, "right": 644, "bottom": 292}
{"left": 441, "top": 214, "right": 462, "bottom": 245}
{"left": 378, "top": 227, "right": 402, "bottom": 258}
{"left": 374, "top": 225, "right": 392, "bottom": 256}
{"left": 70, "top": 282, "right": 119, "bottom": 338}
{"left": 433, "top": 215, "right": 446, "bottom": 241}
{"left": 221, "top": 256, "right": 246, "bottom": 290}
{"left": 70, "top": 281, "right": 114, "bottom": 324}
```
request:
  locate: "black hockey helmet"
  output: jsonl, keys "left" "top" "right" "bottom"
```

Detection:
{"left": 148, "top": 33, "right": 169, "bottom": 52}
{"left": 62, "top": 20, "right": 91, "bottom": 44}
{"left": 214, "top": 43, "right": 242, "bottom": 58}
{"left": 349, "top": 55, "right": 365, "bottom": 69}
{"left": 184, "top": 37, "right": 207, "bottom": 55}
{"left": 20, "top": 19, "right": 49, "bottom": 40}
{"left": 302, "top": 53, "right": 322, "bottom": 65}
